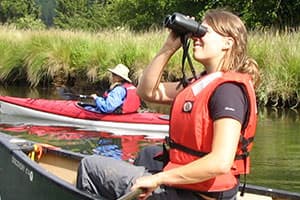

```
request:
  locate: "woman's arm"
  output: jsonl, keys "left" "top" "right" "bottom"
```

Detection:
{"left": 137, "top": 31, "right": 182, "bottom": 104}
{"left": 131, "top": 117, "right": 241, "bottom": 199}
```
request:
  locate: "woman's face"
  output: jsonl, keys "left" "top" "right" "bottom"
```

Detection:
{"left": 111, "top": 74, "right": 123, "bottom": 83}
{"left": 192, "top": 21, "right": 229, "bottom": 71}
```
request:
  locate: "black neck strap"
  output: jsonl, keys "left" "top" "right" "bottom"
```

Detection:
{"left": 177, "top": 34, "right": 197, "bottom": 89}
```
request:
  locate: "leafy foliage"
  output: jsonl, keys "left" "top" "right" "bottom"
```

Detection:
{"left": 14, "top": 15, "right": 46, "bottom": 30}
{"left": 53, "top": 0, "right": 113, "bottom": 30}
{"left": 0, "top": 0, "right": 41, "bottom": 24}
{"left": 1, "top": 0, "right": 300, "bottom": 31}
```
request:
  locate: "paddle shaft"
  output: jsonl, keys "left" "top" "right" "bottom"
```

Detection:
{"left": 116, "top": 188, "right": 143, "bottom": 200}
{"left": 68, "top": 93, "right": 92, "bottom": 99}
{"left": 60, "top": 92, "right": 93, "bottom": 100}
{"left": 57, "top": 87, "right": 94, "bottom": 100}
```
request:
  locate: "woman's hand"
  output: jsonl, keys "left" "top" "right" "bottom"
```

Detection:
{"left": 90, "top": 94, "right": 98, "bottom": 100}
{"left": 162, "top": 30, "right": 182, "bottom": 53}
{"left": 131, "top": 174, "right": 162, "bottom": 200}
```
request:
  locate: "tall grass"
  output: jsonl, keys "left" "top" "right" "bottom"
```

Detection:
{"left": 0, "top": 26, "right": 299, "bottom": 108}
{"left": 249, "top": 30, "right": 300, "bottom": 108}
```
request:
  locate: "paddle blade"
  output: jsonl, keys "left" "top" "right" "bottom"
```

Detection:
{"left": 57, "top": 87, "right": 92, "bottom": 100}
{"left": 57, "top": 87, "right": 77, "bottom": 100}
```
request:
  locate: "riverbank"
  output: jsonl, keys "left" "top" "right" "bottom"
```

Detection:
{"left": 0, "top": 26, "right": 299, "bottom": 108}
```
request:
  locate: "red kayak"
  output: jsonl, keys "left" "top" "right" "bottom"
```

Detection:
{"left": 0, "top": 96, "right": 169, "bottom": 137}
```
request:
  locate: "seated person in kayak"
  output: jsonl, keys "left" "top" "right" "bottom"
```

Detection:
{"left": 85, "top": 64, "right": 141, "bottom": 114}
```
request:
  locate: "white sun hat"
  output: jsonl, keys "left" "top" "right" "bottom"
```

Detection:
{"left": 108, "top": 64, "right": 132, "bottom": 83}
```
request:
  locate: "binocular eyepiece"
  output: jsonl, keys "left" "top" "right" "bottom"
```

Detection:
{"left": 164, "top": 12, "right": 207, "bottom": 37}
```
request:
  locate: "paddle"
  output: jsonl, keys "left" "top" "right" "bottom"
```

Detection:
{"left": 116, "top": 188, "right": 144, "bottom": 200}
{"left": 57, "top": 87, "right": 93, "bottom": 100}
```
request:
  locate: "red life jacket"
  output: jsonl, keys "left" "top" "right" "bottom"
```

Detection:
{"left": 103, "top": 82, "right": 141, "bottom": 113}
{"left": 164, "top": 72, "right": 257, "bottom": 192}
{"left": 121, "top": 82, "right": 141, "bottom": 113}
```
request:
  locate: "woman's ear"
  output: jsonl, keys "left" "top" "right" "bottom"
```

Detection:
{"left": 223, "top": 37, "right": 234, "bottom": 50}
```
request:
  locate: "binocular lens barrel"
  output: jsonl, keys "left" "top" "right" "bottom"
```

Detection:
{"left": 164, "top": 12, "right": 207, "bottom": 37}
{"left": 164, "top": 15, "right": 171, "bottom": 26}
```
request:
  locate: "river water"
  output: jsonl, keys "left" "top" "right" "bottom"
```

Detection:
{"left": 0, "top": 86, "right": 299, "bottom": 193}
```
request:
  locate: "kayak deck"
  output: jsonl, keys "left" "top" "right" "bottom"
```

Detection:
{"left": 0, "top": 96, "right": 170, "bottom": 136}
{"left": 0, "top": 96, "right": 169, "bottom": 124}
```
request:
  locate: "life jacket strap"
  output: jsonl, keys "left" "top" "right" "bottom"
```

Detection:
{"left": 166, "top": 136, "right": 253, "bottom": 160}
{"left": 166, "top": 137, "right": 208, "bottom": 157}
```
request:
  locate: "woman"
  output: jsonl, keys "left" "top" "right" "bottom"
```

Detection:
{"left": 77, "top": 9, "right": 259, "bottom": 200}
{"left": 133, "top": 8, "right": 260, "bottom": 199}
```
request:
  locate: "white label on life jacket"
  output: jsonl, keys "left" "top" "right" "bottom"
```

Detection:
{"left": 191, "top": 72, "right": 223, "bottom": 96}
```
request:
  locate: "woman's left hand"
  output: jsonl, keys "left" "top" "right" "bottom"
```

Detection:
{"left": 131, "top": 174, "right": 162, "bottom": 200}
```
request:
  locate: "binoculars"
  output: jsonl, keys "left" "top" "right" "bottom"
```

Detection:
{"left": 164, "top": 12, "right": 207, "bottom": 37}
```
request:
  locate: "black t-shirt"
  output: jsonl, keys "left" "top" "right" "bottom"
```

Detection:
{"left": 209, "top": 82, "right": 248, "bottom": 127}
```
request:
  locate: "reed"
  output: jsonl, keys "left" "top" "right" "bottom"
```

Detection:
{"left": 0, "top": 25, "right": 299, "bottom": 108}
{"left": 249, "top": 30, "right": 300, "bottom": 108}
{"left": 0, "top": 26, "right": 27, "bottom": 83}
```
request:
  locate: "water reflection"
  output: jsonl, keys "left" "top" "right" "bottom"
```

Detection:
{"left": 249, "top": 107, "right": 300, "bottom": 193}
{"left": 0, "top": 116, "right": 164, "bottom": 162}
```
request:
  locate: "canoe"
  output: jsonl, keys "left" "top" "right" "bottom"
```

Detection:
{"left": 0, "top": 96, "right": 169, "bottom": 137}
{"left": 1, "top": 132, "right": 299, "bottom": 200}
{"left": 0, "top": 132, "right": 100, "bottom": 200}
{"left": 0, "top": 131, "right": 144, "bottom": 200}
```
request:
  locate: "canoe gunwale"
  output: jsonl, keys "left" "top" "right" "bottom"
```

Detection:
{"left": 240, "top": 184, "right": 300, "bottom": 200}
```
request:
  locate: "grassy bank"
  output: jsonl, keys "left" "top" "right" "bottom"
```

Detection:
{"left": 249, "top": 30, "right": 300, "bottom": 108}
{"left": 0, "top": 26, "right": 299, "bottom": 108}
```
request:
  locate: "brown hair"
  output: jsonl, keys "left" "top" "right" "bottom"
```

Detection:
{"left": 203, "top": 9, "right": 260, "bottom": 88}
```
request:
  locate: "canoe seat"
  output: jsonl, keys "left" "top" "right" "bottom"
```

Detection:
{"left": 38, "top": 152, "right": 79, "bottom": 185}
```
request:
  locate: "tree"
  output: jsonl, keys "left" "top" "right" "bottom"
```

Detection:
{"left": 2, "top": 0, "right": 299, "bottom": 31}
{"left": 53, "top": 0, "right": 111, "bottom": 30}
{"left": 0, "top": 0, "right": 41, "bottom": 24}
